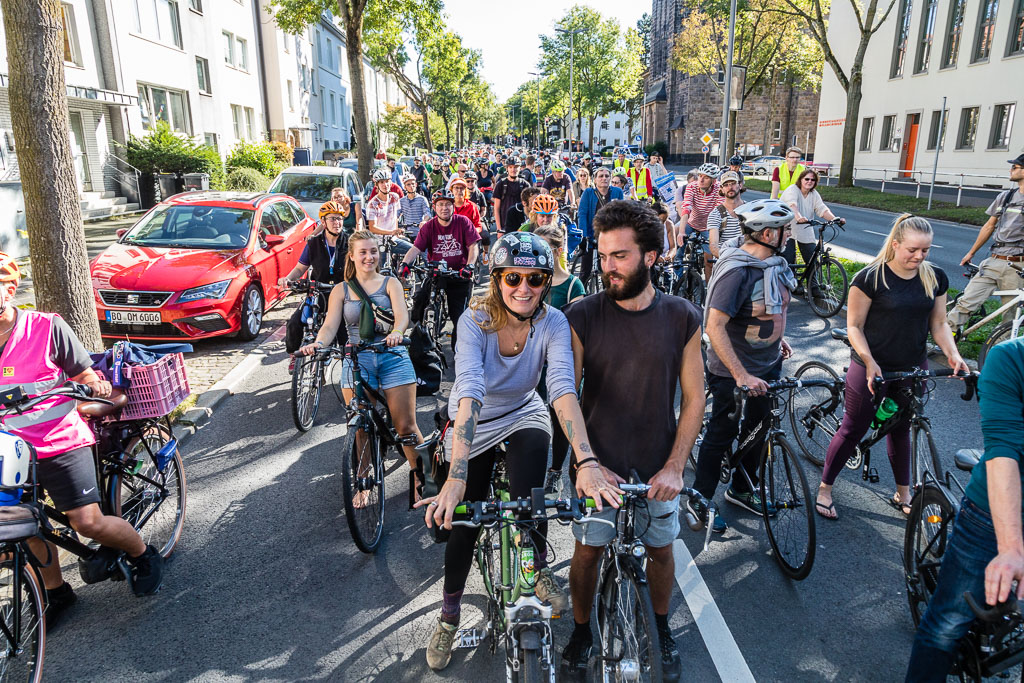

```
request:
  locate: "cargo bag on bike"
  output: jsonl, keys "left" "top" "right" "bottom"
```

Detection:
{"left": 415, "top": 412, "right": 451, "bottom": 543}
{"left": 409, "top": 323, "right": 443, "bottom": 396}
{"left": 409, "top": 276, "right": 433, "bottom": 324}
{"left": 0, "top": 505, "right": 41, "bottom": 542}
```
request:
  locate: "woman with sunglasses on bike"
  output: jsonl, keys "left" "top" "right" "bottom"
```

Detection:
{"left": 415, "top": 232, "right": 620, "bottom": 672}
{"left": 780, "top": 169, "right": 844, "bottom": 292}
{"left": 815, "top": 215, "right": 967, "bottom": 520}
{"left": 299, "top": 230, "right": 423, "bottom": 506}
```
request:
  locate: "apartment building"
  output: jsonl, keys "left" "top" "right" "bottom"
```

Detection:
{"left": 815, "top": 0, "right": 1024, "bottom": 177}
{"left": 311, "top": 15, "right": 351, "bottom": 156}
{"left": 258, "top": 6, "right": 316, "bottom": 151}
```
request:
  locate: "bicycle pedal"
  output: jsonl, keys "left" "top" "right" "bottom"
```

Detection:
{"left": 454, "top": 628, "right": 486, "bottom": 649}
{"left": 868, "top": 467, "right": 880, "bottom": 483}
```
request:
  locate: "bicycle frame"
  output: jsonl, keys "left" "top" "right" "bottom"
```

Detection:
{"left": 958, "top": 288, "right": 1024, "bottom": 340}
{"left": 344, "top": 345, "right": 401, "bottom": 454}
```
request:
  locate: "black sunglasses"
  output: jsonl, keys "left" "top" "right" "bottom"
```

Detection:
{"left": 497, "top": 271, "right": 550, "bottom": 288}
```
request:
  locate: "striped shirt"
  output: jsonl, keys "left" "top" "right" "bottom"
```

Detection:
{"left": 680, "top": 181, "right": 722, "bottom": 232}
{"left": 399, "top": 194, "right": 430, "bottom": 227}
{"left": 706, "top": 204, "right": 743, "bottom": 248}
{"left": 366, "top": 192, "right": 401, "bottom": 232}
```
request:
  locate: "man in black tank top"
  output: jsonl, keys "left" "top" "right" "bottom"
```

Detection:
{"left": 561, "top": 200, "right": 704, "bottom": 683}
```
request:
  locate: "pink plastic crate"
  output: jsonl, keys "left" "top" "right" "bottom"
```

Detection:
{"left": 121, "top": 353, "right": 191, "bottom": 420}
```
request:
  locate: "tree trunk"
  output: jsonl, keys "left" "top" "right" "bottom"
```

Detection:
{"left": 342, "top": 1, "right": 372, "bottom": 183}
{"left": 441, "top": 108, "right": 451, "bottom": 149}
{"left": 2, "top": 0, "right": 100, "bottom": 349}
{"left": 420, "top": 106, "right": 433, "bottom": 152}
{"left": 838, "top": 76, "right": 862, "bottom": 187}
{"left": 587, "top": 114, "right": 596, "bottom": 154}
{"left": 728, "top": 109, "right": 738, "bottom": 158}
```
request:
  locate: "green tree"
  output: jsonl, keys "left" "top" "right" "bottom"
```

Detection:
{"left": 616, "top": 26, "right": 646, "bottom": 142}
{"left": 379, "top": 104, "right": 421, "bottom": 152}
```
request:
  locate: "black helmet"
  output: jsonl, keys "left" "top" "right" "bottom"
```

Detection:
{"left": 729, "top": 155, "right": 744, "bottom": 166}
{"left": 431, "top": 189, "right": 456, "bottom": 205}
{"left": 490, "top": 232, "right": 554, "bottom": 274}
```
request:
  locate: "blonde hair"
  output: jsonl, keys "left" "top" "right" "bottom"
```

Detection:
{"left": 343, "top": 230, "right": 380, "bottom": 282}
{"left": 469, "top": 278, "right": 509, "bottom": 332}
{"left": 868, "top": 214, "right": 938, "bottom": 297}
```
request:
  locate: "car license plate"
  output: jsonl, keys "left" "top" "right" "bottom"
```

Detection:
{"left": 105, "top": 310, "right": 161, "bottom": 325}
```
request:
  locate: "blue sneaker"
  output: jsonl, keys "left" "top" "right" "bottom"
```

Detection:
{"left": 725, "top": 487, "right": 777, "bottom": 517}
{"left": 686, "top": 497, "right": 727, "bottom": 534}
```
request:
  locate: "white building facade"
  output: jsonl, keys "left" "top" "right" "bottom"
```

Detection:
{"left": 258, "top": 4, "right": 316, "bottom": 151}
{"left": 815, "top": 0, "right": 1024, "bottom": 180}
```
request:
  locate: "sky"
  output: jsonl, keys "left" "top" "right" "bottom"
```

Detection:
{"left": 439, "top": 0, "right": 649, "bottom": 102}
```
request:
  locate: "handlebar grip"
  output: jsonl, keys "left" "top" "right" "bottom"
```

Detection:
{"left": 67, "top": 381, "right": 93, "bottom": 397}
{"left": 964, "top": 591, "right": 1020, "bottom": 622}
{"left": 727, "top": 387, "right": 745, "bottom": 422}
{"left": 960, "top": 374, "right": 978, "bottom": 402}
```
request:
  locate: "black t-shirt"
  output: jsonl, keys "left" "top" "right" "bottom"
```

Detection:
{"left": 542, "top": 174, "right": 573, "bottom": 206}
{"left": 493, "top": 177, "right": 530, "bottom": 230}
{"left": 705, "top": 267, "right": 790, "bottom": 378}
{"left": 565, "top": 291, "right": 702, "bottom": 481}
{"left": 851, "top": 263, "right": 948, "bottom": 371}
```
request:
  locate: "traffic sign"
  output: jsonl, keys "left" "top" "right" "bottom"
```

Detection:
{"left": 707, "top": 128, "right": 715, "bottom": 133}
{"left": 700, "top": 133, "right": 713, "bottom": 146}
{"left": 701, "top": 145, "right": 710, "bottom": 154}
{"left": 633, "top": 134, "right": 642, "bottom": 143}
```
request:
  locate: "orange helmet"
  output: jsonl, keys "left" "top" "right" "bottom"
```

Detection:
{"left": 531, "top": 194, "right": 558, "bottom": 216}
{"left": 318, "top": 200, "right": 348, "bottom": 220}
{"left": 0, "top": 253, "right": 20, "bottom": 284}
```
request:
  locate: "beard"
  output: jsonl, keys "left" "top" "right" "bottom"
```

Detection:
{"left": 602, "top": 259, "right": 650, "bottom": 301}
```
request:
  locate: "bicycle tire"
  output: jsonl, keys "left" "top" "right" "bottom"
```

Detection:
{"left": 111, "top": 423, "right": 187, "bottom": 559}
{"left": 807, "top": 255, "right": 848, "bottom": 318}
{"left": 947, "top": 292, "right": 986, "bottom": 344}
{"left": 978, "top": 320, "right": 1022, "bottom": 370}
{"left": 290, "top": 354, "right": 324, "bottom": 432}
{"left": 0, "top": 558, "right": 44, "bottom": 683}
{"left": 912, "top": 425, "right": 945, "bottom": 490}
{"left": 904, "top": 483, "right": 956, "bottom": 626}
{"left": 761, "top": 436, "right": 816, "bottom": 580}
{"left": 477, "top": 528, "right": 504, "bottom": 654}
{"left": 789, "top": 361, "right": 843, "bottom": 467}
{"left": 431, "top": 298, "right": 445, "bottom": 342}
{"left": 594, "top": 557, "right": 664, "bottom": 682}
{"left": 341, "top": 418, "right": 385, "bottom": 553}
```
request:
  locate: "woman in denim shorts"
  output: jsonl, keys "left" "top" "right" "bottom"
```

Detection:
{"left": 300, "top": 230, "right": 423, "bottom": 504}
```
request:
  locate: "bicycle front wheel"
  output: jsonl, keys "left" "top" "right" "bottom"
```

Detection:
{"left": 112, "top": 423, "right": 187, "bottom": 558}
{"left": 341, "top": 418, "right": 385, "bottom": 553}
{"left": 904, "top": 483, "right": 956, "bottom": 625}
{"left": 684, "top": 270, "right": 706, "bottom": 307}
{"left": 291, "top": 353, "right": 325, "bottom": 432}
{"left": 594, "top": 558, "right": 663, "bottom": 682}
{"left": 761, "top": 437, "right": 816, "bottom": 580}
{"left": 912, "top": 425, "right": 944, "bottom": 489}
{"left": 788, "top": 361, "right": 843, "bottom": 467}
{"left": 0, "top": 558, "right": 44, "bottom": 683}
{"left": 978, "top": 320, "right": 1022, "bottom": 370}
{"left": 807, "top": 255, "right": 848, "bottom": 318}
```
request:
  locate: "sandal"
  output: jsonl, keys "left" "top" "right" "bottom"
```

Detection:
{"left": 889, "top": 493, "right": 913, "bottom": 516}
{"left": 815, "top": 499, "right": 839, "bottom": 521}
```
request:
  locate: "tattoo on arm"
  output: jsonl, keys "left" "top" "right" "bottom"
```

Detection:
{"left": 557, "top": 409, "right": 575, "bottom": 444}
{"left": 449, "top": 457, "right": 468, "bottom": 483}
{"left": 579, "top": 442, "right": 592, "bottom": 453}
{"left": 452, "top": 401, "right": 481, "bottom": 470}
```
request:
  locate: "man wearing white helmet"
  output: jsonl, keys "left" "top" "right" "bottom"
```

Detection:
{"left": 542, "top": 160, "right": 575, "bottom": 209}
{"left": 688, "top": 199, "right": 796, "bottom": 534}
{"left": 675, "top": 162, "right": 722, "bottom": 280}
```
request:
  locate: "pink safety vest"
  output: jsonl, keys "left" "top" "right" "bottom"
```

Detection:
{"left": 0, "top": 311, "right": 95, "bottom": 458}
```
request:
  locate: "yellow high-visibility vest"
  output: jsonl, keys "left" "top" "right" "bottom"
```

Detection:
{"left": 778, "top": 163, "right": 805, "bottom": 192}
{"left": 629, "top": 167, "right": 651, "bottom": 199}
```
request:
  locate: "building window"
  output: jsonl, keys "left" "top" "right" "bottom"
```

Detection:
{"left": 195, "top": 57, "right": 211, "bottom": 94}
{"left": 132, "top": 0, "right": 182, "bottom": 49}
{"left": 222, "top": 31, "right": 234, "bottom": 65}
{"left": 287, "top": 80, "right": 294, "bottom": 111}
{"left": 236, "top": 37, "right": 249, "bottom": 71}
{"left": 772, "top": 121, "right": 782, "bottom": 141}
{"left": 231, "top": 104, "right": 243, "bottom": 139}
{"left": 138, "top": 83, "right": 191, "bottom": 134}
{"left": 319, "top": 87, "right": 325, "bottom": 121}
{"left": 914, "top": 0, "right": 939, "bottom": 73}
{"left": 326, "top": 38, "right": 334, "bottom": 70}
{"left": 614, "top": 120, "right": 621, "bottom": 129}
{"left": 338, "top": 46, "right": 345, "bottom": 79}
{"left": 282, "top": 29, "right": 289, "bottom": 53}
{"left": 329, "top": 92, "right": 336, "bottom": 126}
{"left": 926, "top": 109, "right": 948, "bottom": 150}
{"left": 1007, "top": 0, "right": 1024, "bottom": 55}
{"left": 891, "top": 0, "right": 914, "bottom": 77}
{"left": 204, "top": 132, "right": 217, "bottom": 151}
{"left": 956, "top": 106, "right": 980, "bottom": 149}
{"left": 940, "top": 0, "right": 967, "bottom": 67}
{"left": 188, "top": 0, "right": 201, "bottom": 11}
{"left": 972, "top": 0, "right": 999, "bottom": 62}
{"left": 880, "top": 115, "right": 897, "bottom": 150}
{"left": 859, "top": 117, "right": 874, "bottom": 151}
{"left": 989, "top": 103, "right": 1016, "bottom": 149}
{"left": 316, "top": 30, "right": 322, "bottom": 62}
{"left": 245, "top": 107, "right": 255, "bottom": 140}
{"left": 60, "top": 4, "right": 83, "bottom": 66}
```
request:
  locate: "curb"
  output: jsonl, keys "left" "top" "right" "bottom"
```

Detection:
{"left": 171, "top": 322, "right": 288, "bottom": 447}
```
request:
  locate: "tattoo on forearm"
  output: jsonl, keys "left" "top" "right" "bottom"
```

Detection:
{"left": 449, "top": 456, "right": 468, "bottom": 483}
{"left": 579, "top": 442, "right": 592, "bottom": 453}
{"left": 557, "top": 409, "right": 575, "bottom": 444}
{"left": 454, "top": 401, "right": 481, "bottom": 448}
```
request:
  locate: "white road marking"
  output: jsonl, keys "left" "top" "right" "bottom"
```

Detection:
{"left": 863, "top": 228, "right": 943, "bottom": 247}
{"left": 672, "top": 539, "right": 756, "bottom": 683}
{"left": 209, "top": 324, "right": 287, "bottom": 395}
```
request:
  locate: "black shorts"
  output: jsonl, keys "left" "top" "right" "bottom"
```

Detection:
{"left": 36, "top": 446, "right": 102, "bottom": 511}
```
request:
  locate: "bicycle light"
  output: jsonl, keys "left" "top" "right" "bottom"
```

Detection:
{"left": 630, "top": 542, "right": 646, "bottom": 559}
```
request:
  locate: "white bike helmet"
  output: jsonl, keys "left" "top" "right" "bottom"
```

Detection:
{"left": 372, "top": 168, "right": 390, "bottom": 183}
{"left": 696, "top": 163, "right": 721, "bottom": 179}
{"left": 735, "top": 199, "right": 794, "bottom": 232}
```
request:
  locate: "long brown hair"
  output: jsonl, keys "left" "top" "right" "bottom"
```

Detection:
{"left": 867, "top": 214, "right": 939, "bottom": 297}
{"left": 343, "top": 230, "right": 380, "bottom": 282}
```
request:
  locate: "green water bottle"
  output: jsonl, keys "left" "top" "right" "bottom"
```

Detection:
{"left": 871, "top": 397, "right": 898, "bottom": 430}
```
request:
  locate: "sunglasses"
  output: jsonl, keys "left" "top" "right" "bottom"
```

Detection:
{"left": 497, "top": 271, "right": 550, "bottom": 288}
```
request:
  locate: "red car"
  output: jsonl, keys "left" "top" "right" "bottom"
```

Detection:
{"left": 91, "top": 191, "right": 315, "bottom": 341}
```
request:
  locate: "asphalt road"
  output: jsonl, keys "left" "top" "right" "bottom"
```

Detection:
{"left": 43, "top": 297, "right": 985, "bottom": 682}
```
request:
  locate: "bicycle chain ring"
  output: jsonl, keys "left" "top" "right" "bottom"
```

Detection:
{"left": 846, "top": 447, "right": 863, "bottom": 470}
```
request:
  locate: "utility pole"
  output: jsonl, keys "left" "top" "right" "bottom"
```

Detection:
{"left": 529, "top": 71, "right": 542, "bottom": 147}
{"left": 928, "top": 96, "right": 947, "bottom": 210}
{"left": 557, "top": 27, "right": 584, "bottom": 151}
{"left": 719, "top": 0, "right": 738, "bottom": 165}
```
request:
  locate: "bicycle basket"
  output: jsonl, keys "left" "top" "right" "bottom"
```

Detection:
{"left": 121, "top": 353, "right": 191, "bottom": 420}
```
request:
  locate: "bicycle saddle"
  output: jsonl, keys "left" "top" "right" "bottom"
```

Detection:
{"left": 830, "top": 328, "right": 849, "bottom": 344}
{"left": 77, "top": 388, "right": 128, "bottom": 419}
{"left": 955, "top": 448, "right": 982, "bottom": 473}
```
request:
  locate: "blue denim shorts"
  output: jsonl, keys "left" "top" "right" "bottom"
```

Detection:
{"left": 341, "top": 345, "right": 416, "bottom": 391}
{"left": 573, "top": 495, "right": 681, "bottom": 549}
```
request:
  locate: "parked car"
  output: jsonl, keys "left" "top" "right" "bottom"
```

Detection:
{"left": 91, "top": 192, "right": 315, "bottom": 341}
{"left": 268, "top": 165, "right": 364, "bottom": 219}
{"left": 743, "top": 155, "right": 785, "bottom": 176}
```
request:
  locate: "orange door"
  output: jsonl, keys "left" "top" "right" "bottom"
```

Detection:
{"left": 902, "top": 123, "right": 920, "bottom": 178}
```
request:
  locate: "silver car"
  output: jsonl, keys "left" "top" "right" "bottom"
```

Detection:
{"left": 267, "top": 165, "right": 365, "bottom": 220}
{"left": 743, "top": 155, "right": 785, "bottom": 176}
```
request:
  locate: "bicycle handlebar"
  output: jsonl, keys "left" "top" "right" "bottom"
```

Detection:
{"left": 728, "top": 377, "right": 844, "bottom": 421}
{"left": 287, "top": 280, "right": 336, "bottom": 294}
{"left": 965, "top": 591, "right": 1022, "bottom": 623}
{"left": 313, "top": 338, "right": 411, "bottom": 361}
{"left": 872, "top": 369, "right": 979, "bottom": 401}
{"left": 0, "top": 381, "right": 111, "bottom": 414}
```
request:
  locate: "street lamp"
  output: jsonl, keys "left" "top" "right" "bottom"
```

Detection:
{"left": 528, "top": 71, "right": 542, "bottom": 147}
{"left": 556, "top": 27, "right": 583, "bottom": 151}
{"left": 719, "top": 0, "right": 738, "bottom": 165}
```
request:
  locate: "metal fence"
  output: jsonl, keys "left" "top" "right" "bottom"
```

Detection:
{"left": 816, "top": 166, "right": 1008, "bottom": 206}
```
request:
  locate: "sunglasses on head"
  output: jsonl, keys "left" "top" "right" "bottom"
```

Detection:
{"left": 497, "top": 271, "right": 550, "bottom": 288}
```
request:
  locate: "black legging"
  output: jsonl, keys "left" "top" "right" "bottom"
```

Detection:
{"left": 443, "top": 428, "right": 550, "bottom": 595}
{"left": 442, "top": 277, "right": 473, "bottom": 350}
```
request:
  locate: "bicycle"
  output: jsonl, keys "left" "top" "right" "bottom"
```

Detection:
{"left": 716, "top": 378, "right": 831, "bottom": 579}
{"left": 411, "top": 261, "right": 472, "bottom": 343}
{"left": 789, "top": 329, "right": 975, "bottom": 489}
{"left": 792, "top": 218, "right": 849, "bottom": 318}
{"left": 671, "top": 231, "right": 707, "bottom": 307}
{"left": 569, "top": 245, "right": 603, "bottom": 295}
{"left": 288, "top": 280, "right": 336, "bottom": 432}
{"left": 315, "top": 340, "right": 416, "bottom": 554}
{"left": 947, "top": 261, "right": 1024, "bottom": 369}
{"left": 0, "top": 382, "right": 186, "bottom": 599}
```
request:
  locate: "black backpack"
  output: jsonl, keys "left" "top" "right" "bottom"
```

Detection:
{"left": 408, "top": 322, "right": 443, "bottom": 396}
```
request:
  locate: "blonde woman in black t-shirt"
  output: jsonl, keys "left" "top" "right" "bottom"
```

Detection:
{"left": 816, "top": 215, "right": 967, "bottom": 520}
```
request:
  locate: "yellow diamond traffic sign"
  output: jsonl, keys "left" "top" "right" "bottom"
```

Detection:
{"left": 700, "top": 133, "right": 713, "bottom": 145}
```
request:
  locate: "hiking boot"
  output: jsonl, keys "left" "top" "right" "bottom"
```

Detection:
{"left": 426, "top": 617, "right": 458, "bottom": 671}
{"left": 659, "top": 629, "right": 682, "bottom": 682}
{"left": 128, "top": 544, "right": 165, "bottom": 596}
{"left": 686, "top": 496, "right": 728, "bottom": 534}
{"left": 725, "top": 487, "right": 777, "bottom": 517}
{"left": 560, "top": 632, "right": 592, "bottom": 682}
{"left": 44, "top": 581, "right": 77, "bottom": 633}
{"left": 544, "top": 469, "right": 562, "bottom": 496}
{"left": 535, "top": 567, "right": 569, "bottom": 615}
